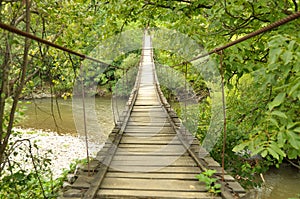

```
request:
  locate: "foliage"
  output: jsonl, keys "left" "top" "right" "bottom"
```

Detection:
{"left": 112, "top": 53, "right": 140, "bottom": 96}
{"left": 195, "top": 169, "right": 221, "bottom": 194}
{"left": 97, "top": 0, "right": 300, "bottom": 188}
{"left": 0, "top": 129, "right": 86, "bottom": 199}
{"left": 0, "top": 135, "right": 57, "bottom": 198}
{"left": 231, "top": 34, "right": 300, "bottom": 167}
{"left": 0, "top": 0, "right": 299, "bottom": 192}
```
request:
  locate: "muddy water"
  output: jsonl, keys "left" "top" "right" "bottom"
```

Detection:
{"left": 259, "top": 165, "right": 300, "bottom": 199}
{"left": 18, "top": 98, "right": 300, "bottom": 198}
{"left": 18, "top": 97, "right": 114, "bottom": 140}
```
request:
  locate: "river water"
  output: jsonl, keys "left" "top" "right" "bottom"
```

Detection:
{"left": 18, "top": 97, "right": 114, "bottom": 142}
{"left": 18, "top": 97, "right": 299, "bottom": 199}
{"left": 258, "top": 165, "right": 300, "bottom": 199}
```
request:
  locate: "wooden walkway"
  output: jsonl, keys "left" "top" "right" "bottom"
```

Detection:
{"left": 60, "top": 33, "right": 246, "bottom": 199}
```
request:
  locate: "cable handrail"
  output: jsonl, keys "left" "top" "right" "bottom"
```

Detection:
{"left": 171, "top": 11, "right": 300, "bottom": 67}
{"left": 0, "top": 22, "right": 110, "bottom": 66}
{"left": 1, "top": 11, "right": 299, "bottom": 68}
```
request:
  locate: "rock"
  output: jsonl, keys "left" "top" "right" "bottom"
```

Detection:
{"left": 9, "top": 128, "right": 104, "bottom": 179}
{"left": 67, "top": 174, "right": 77, "bottom": 184}
{"left": 63, "top": 181, "right": 72, "bottom": 189}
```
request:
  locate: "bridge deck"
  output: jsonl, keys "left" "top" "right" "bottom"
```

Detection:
{"left": 60, "top": 34, "right": 246, "bottom": 199}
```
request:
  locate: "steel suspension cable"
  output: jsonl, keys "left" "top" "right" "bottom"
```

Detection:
{"left": 0, "top": 22, "right": 110, "bottom": 66}
{"left": 175, "top": 11, "right": 300, "bottom": 66}
{"left": 2, "top": 11, "right": 298, "bottom": 67}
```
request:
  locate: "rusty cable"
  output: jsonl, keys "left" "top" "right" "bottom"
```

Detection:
{"left": 1, "top": 11, "right": 299, "bottom": 67}
{"left": 182, "top": 11, "right": 300, "bottom": 65}
{"left": 0, "top": 22, "right": 110, "bottom": 66}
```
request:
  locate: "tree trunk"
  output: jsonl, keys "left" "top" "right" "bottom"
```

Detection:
{"left": 0, "top": 0, "right": 31, "bottom": 173}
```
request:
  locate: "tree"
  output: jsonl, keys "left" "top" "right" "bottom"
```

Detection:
{"left": 0, "top": 0, "right": 109, "bottom": 176}
{"left": 95, "top": 0, "right": 300, "bottom": 176}
{"left": 0, "top": 0, "right": 299, "bottom": 189}
{"left": 0, "top": 0, "right": 31, "bottom": 173}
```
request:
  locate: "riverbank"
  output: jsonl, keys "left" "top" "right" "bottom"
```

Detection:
{"left": 10, "top": 128, "right": 104, "bottom": 179}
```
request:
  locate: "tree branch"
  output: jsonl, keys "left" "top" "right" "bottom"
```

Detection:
{"left": 163, "top": 0, "right": 212, "bottom": 9}
{"left": 0, "top": 0, "right": 31, "bottom": 173}
{"left": 144, "top": 0, "right": 212, "bottom": 11}
{"left": 286, "top": 158, "right": 300, "bottom": 170}
{"left": 292, "top": 0, "right": 298, "bottom": 12}
{"left": 144, "top": 0, "right": 176, "bottom": 10}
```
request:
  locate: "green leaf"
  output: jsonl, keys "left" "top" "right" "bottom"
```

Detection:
{"left": 268, "top": 48, "right": 282, "bottom": 64}
{"left": 277, "top": 131, "right": 287, "bottom": 147}
{"left": 287, "top": 131, "right": 300, "bottom": 150}
{"left": 267, "top": 147, "right": 279, "bottom": 160}
{"left": 287, "top": 148, "right": 299, "bottom": 159}
{"left": 269, "top": 142, "right": 286, "bottom": 157}
{"left": 267, "top": 117, "right": 279, "bottom": 128}
{"left": 271, "top": 111, "right": 288, "bottom": 119}
{"left": 251, "top": 147, "right": 265, "bottom": 156}
{"left": 214, "top": 183, "right": 221, "bottom": 189}
{"left": 268, "top": 92, "right": 286, "bottom": 111}
{"left": 204, "top": 169, "right": 216, "bottom": 177}
{"left": 281, "top": 50, "right": 293, "bottom": 65}
{"left": 287, "top": 40, "right": 296, "bottom": 51}
{"left": 287, "top": 122, "right": 300, "bottom": 130}
{"left": 288, "top": 80, "right": 300, "bottom": 97}
{"left": 232, "top": 141, "right": 248, "bottom": 152}
{"left": 294, "top": 127, "right": 300, "bottom": 133}
{"left": 261, "top": 149, "right": 268, "bottom": 158}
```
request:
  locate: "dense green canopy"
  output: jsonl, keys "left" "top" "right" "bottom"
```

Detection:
{"left": 0, "top": 0, "right": 299, "bottom": 195}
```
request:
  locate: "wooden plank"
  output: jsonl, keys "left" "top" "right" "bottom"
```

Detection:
{"left": 112, "top": 155, "right": 193, "bottom": 161}
{"left": 138, "top": 87, "right": 156, "bottom": 90}
{"left": 110, "top": 161, "right": 195, "bottom": 167}
{"left": 105, "top": 172, "right": 198, "bottom": 180}
{"left": 108, "top": 166, "right": 201, "bottom": 173}
{"left": 130, "top": 112, "right": 168, "bottom": 117}
{"left": 124, "top": 127, "right": 175, "bottom": 133}
{"left": 133, "top": 105, "right": 162, "bottom": 109}
{"left": 97, "top": 189, "right": 220, "bottom": 199}
{"left": 115, "top": 146, "right": 188, "bottom": 154}
{"left": 63, "top": 189, "right": 86, "bottom": 197}
{"left": 132, "top": 108, "right": 163, "bottom": 112}
{"left": 125, "top": 125, "right": 172, "bottom": 129}
{"left": 120, "top": 137, "right": 181, "bottom": 144}
{"left": 135, "top": 97, "right": 158, "bottom": 100}
{"left": 115, "top": 151, "right": 188, "bottom": 156}
{"left": 100, "top": 178, "right": 206, "bottom": 192}
{"left": 204, "top": 157, "right": 221, "bottom": 167}
{"left": 227, "top": 182, "right": 245, "bottom": 193}
{"left": 123, "top": 133, "right": 175, "bottom": 137}
{"left": 117, "top": 144, "right": 185, "bottom": 149}
{"left": 223, "top": 175, "right": 235, "bottom": 182}
{"left": 128, "top": 117, "right": 168, "bottom": 123}
{"left": 110, "top": 158, "right": 197, "bottom": 167}
{"left": 134, "top": 101, "right": 161, "bottom": 106}
{"left": 126, "top": 123, "right": 174, "bottom": 128}
{"left": 121, "top": 135, "right": 179, "bottom": 141}
{"left": 125, "top": 123, "right": 171, "bottom": 127}
{"left": 122, "top": 134, "right": 175, "bottom": 138}
{"left": 110, "top": 156, "right": 196, "bottom": 167}
{"left": 127, "top": 122, "right": 171, "bottom": 127}
{"left": 71, "top": 175, "right": 92, "bottom": 188}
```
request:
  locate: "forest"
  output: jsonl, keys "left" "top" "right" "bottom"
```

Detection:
{"left": 0, "top": 0, "right": 299, "bottom": 198}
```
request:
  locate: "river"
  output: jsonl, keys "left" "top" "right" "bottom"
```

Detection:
{"left": 18, "top": 97, "right": 114, "bottom": 142}
{"left": 258, "top": 165, "right": 300, "bottom": 199}
{"left": 18, "top": 97, "right": 299, "bottom": 199}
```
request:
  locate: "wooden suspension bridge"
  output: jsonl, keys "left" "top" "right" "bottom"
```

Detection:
{"left": 60, "top": 32, "right": 246, "bottom": 199}
{"left": 0, "top": 11, "right": 298, "bottom": 199}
